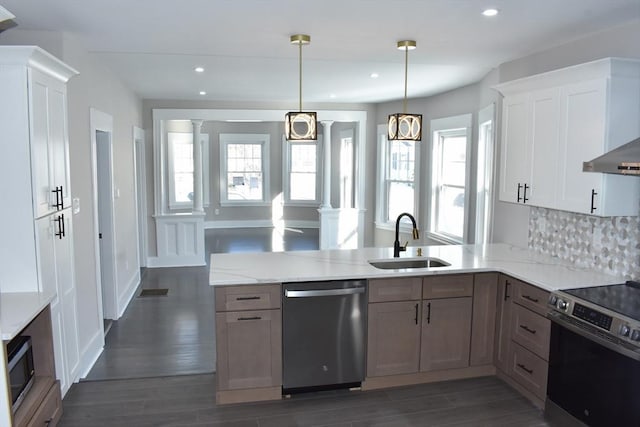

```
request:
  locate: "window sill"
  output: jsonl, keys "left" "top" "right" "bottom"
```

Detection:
{"left": 425, "top": 231, "right": 462, "bottom": 245}
{"left": 220, "top": 201, "right": 271, "bottom": 208}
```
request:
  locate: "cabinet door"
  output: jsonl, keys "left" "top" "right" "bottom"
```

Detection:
{"left": 48, "top": 82, "right": 71, "bottom": 211}
{"left": 30, "top": 72, "right": 54, "bottom": 218}
{"left": 367, "top": 301, "right": 421, "bottom": 377}
{"left": 420, "top": 297, "right": 472, "bottom": 372}
{"left": 216, "top": 309, "right": 282, "bottom": 391}
{"left": 470, "top": 273, "right": 498, "bottom": 366}
{"left": 528, "top": 88, "right": 560, "bottom": 208}
{"left": 494, "top": 275, "right": 513, "bottom": 374}
{"left": 499, "top": 93, "right": 530, "bottom": 204}
{"left": 556, "top": 79, "right": 605, "bottom": 214}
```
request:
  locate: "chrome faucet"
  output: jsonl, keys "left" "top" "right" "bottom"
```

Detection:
{"left": 394, "top": 212, "right": 419, "bottom": 258}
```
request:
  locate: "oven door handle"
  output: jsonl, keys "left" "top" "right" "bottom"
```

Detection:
{"left": 548, "top": 311, "right": 640, "bottom": 362}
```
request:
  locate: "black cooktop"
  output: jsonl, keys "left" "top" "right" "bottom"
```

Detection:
{"left": 565, "top": 281, "right": 640, "bottom": 321}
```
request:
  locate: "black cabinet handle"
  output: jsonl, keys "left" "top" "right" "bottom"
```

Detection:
{"left": 517, "top": 183, "right": 522, "bottom": 203}
{"left": 426, "top": 302, "right": 431, "bottom": 324}
{"left": 523, "top": 184, "right": 529, "bottom": 203}
{"left": 590, "top": 189, "right": 597, "bottom": 214}
{"left": 517, "top": 363, "right": 533, "bottom": 374}
{"left": 414, "top": 303, "right": 419, "bottom": 325}
{"left": 45, "top": 418, "right": 53, "bottom": 426}
{"left": 55, "top": 214, "right": 65, "bottom": 239}
{"left": 522, "top": 295, "right": 539, "bottom": 303}
{"left": 237, "top": 316, "right": 261, "bottom": 321}
{"left": 52, "top": 186, "right": 63, "bottom": 210}
{"left": 236, "top": 296, "right": 260, "bottom": 301}
{"left": 519, "top": 324, "right": 537, "bottom": 335}
{"left": 504, "top": 280, "right": 511, "bottom": 301}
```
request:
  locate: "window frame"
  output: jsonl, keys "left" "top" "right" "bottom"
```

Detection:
{"left": 428, "top": 114, "right": 472, "bottom": 244}
{"left": 219, "top": 133, "right": 271, "bottom": 206}
{"left": 167, "top": 132, "right": 210, "bottom": 210}
{"left": 375, "top": 124, "right": 420, "bottom": 230}
{"left": 282, "top": 137, "right": 321, "bottom": 206}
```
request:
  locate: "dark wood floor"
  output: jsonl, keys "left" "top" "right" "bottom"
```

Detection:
{"left": 62, "top": 228, "right": 549, "bottom": 426}
{"left": 60, "top": 375, "right": 548, "bottom": 426}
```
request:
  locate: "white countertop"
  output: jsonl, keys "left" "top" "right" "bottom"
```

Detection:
{"left": 0, "top": 291, "right": 55, "bottom": 340}
{"left": 209, "top": 243, "right": 624, "bottom": 291}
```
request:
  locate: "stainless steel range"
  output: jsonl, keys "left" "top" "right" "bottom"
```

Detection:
{"left": 546, "top": 281, "right": 640, "bottom": 427}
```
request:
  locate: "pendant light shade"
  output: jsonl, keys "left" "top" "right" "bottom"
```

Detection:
{"left": 388, "top": 40, "right": 422, "bottom": 141}
{"left": 285, "top": 34, "right": 317, "bottom": 141}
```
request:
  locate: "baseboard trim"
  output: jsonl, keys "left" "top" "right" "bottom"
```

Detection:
{"left": 78, "top": 329, "right": 104, "bottom": 381}
{"left": 146, "top": 256, "right": 207, "bottom": 268}
{"left": 361, "top": 364, "right": 495, "bottom": 390}
{"left": 205, "top": 220, "right": 319, "bottom": 229}
{"left": 118, "top": 269, "right": 141, "bottom": 319}
{"left": 216, "top": 386, "right": 282, "bottom": 405}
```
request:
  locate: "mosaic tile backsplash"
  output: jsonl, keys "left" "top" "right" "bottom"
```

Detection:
{"left": 529, "top": 207, "right": 640, "bottom": 281}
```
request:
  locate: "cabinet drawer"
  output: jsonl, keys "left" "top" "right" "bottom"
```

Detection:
{"left": 368, "top": 277, "right": 422, "bottom": 302}
{"left": 511, "top": 304, "right": 550, "bottom": 360}
{"left": 422, "top": 275, "right": 473, "bottom": 299}
{"left": 215, "top": 284, "right": 281, "bottom": 312}
{"left": 509, "top": 342, "right": 548, "bottom": 400}
{"left": 26, "top": 381, "right": 62, "bottom": 427}
{"left": 513, "top": 280, "right": 549, "bottom": 316}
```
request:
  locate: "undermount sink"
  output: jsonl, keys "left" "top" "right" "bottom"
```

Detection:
{"left": 368, "top": 257, "right": 450, "bottom": 270}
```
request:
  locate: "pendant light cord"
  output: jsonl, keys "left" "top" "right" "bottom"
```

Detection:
{"left": 299, "top": 39, "right": 303, "bottom": 112}
{"left": 403, "top": 46, "right": 408, "bottom": 114}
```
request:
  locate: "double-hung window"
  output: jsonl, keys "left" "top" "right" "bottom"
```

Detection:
{"left": 220, "top": 133, "right": 270, "bottom": 205}
{"left": 167, "top": 132, "right": 209, "bottom": 209}
{"left": 376, "top": 125, "right": 418, "bottom": 226}
{"left": 284, "top": 140, "right": 319, "bottom": 204}
{"left": 429, "top": 114, "right": 471, "bottom": 243}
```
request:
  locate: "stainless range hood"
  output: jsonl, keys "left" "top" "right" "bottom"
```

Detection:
{"left": 583, "top": 137, "right": 640, "bottom": 176}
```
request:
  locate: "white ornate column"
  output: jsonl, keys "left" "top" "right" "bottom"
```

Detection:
{"left": 192, "top": 119, "right": 204, "bottom": 213}
{"left": 321, "top": 120, "right": 333, "bottom": 208}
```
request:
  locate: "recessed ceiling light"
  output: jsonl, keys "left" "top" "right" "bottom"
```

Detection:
{"left": 370, "top": 72, "right": 379, "bottom": 79}
{"left": 194, "top": 66, "right": 205, "bottom": 73}
{"left": 482, "top": 8, "right": 499, "bottom": 17}
{"left": 199, "top": 91, "right": 207, "bottom": 95}
{"left": 329, "top": 94, "right": 337, "bottom": 99}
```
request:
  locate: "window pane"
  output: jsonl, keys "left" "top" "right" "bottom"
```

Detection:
{"left": 291, "top": 144, "right": 316, "bottom": 173}
{"left": 389, "top": 140, "right": 415, "bottom": 181}
{"left": 290, "top": 172, "right": 316, "bottom": 200}
{"left": 437, "top": 185, "right": 465, "bottom": 238}
{"left": 441, "top": 135, "right": 466, "bottom": 186}
{"left": 387, "top": 181, "right": 414, "bottom": 221}
{"left": 174, "top": 172, "right": 193, "bottom": 203}
{"left": 226, "top": 142, "right": 263, "bottom": 201}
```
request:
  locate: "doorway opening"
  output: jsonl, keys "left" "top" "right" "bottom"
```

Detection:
{"left": 90, "top": 109, "right": 117, "bottom": 337}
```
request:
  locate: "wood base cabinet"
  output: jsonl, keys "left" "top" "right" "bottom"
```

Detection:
{"left": 214, "top": 285, "right": 282, "bottom": 404}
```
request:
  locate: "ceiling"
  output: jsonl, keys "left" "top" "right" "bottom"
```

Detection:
{"left": 1, "top": 0, "right": 639, "bottom": 104}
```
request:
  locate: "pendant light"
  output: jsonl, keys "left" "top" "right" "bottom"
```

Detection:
{"left": 285, "top": 34, "right": 317, "bottom": 141}
{"left": 388, "top": 40, "right": 422, "bottom": 141}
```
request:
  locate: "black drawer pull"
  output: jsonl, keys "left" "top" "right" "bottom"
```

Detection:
{"left": 523, "top": 184, "right": 529, "bottom": 203}
{"left": 45, "top": 418, "right": 53, "bottom": 426}
{"left": 236, "top": 296, "right": 261, "bottom": 301}
{"left": 414, "top": 303, "right": 419, "bottom": 325}
{"left": 426, "top": 302, "right": 431, "bottom": 324}
{"left": 517, "top": 363, "right": 533, "bottom": 374}
{"left": 519, "top": 324, "right": 537, "bottom": 334}
{"left": 504, "top": 280, "right": 511, "bottom": 301}
{"left": 237, "top": 316, "right": 261, "bottom": 321}
{"left": 590, "top": 189, "right": 597, "bottom": 214}
{"left": 522, "top": 295, "right": 539, "bottom": 303}
{"left": 517, "top": 183, "right": 522, "bottom": 203}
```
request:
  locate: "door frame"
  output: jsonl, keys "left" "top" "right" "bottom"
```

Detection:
{"left": 133, "top": 126, "right": 148, "bottom": 267}
{"left": 90, "top": 108, "right": 118, "bottom": 323}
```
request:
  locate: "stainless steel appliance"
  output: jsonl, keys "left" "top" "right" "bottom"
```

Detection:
{"left": 282, "top": 279, "right": 367, "bottom": 392}
{"left": 7, "top": 335, "right": 35, "bottom": 412}
{"left": 547, "top": 281, "right": 640, "bottom": 426}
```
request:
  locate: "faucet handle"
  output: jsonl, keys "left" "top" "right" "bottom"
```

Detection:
{"left": 400, "top": 241, "right": 408, "bottom": 251}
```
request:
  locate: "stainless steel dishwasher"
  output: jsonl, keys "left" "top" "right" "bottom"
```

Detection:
{"left": 282, "top": 279, "right": 367, "bottom": 393}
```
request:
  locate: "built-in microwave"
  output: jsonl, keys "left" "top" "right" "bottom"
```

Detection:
{"left": 7, "top": 335, "right": 35, "bottom": 413}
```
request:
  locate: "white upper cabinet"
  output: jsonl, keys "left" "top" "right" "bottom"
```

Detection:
{"left": 496, "top": 58, "right": 640, "bottom": 217}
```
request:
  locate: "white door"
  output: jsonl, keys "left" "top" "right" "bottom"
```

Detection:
{"left": 133, "top": 127, "right": 147, "bottom": 268}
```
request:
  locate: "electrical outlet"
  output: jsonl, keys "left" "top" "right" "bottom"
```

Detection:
{"left": 215, "top": 208, "right": 220, "bottom": 215}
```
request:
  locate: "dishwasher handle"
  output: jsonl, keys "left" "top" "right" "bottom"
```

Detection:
{"left": 284, "top": 287, "right": 365, "bottom": 298}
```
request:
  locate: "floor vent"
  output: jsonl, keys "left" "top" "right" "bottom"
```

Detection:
{"left": 138, "top": 288, "right": 169, "bottom": 297}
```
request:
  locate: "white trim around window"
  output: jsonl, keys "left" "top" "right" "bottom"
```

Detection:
{"left": 282, "top": 136, "right": 321, "bottom": 206}
{"left": 428, "top": 114, "right": 472, "bottom": 244}
{"left": 219, "top": 133, "right": 270, "bottom": 206}
{"left": 167, "top": 132, "right": 210, "bottom": 210}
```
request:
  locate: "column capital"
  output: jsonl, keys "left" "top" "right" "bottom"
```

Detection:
{"left": 191, "top": 119, "right": 204, "bottom": 128}
{"left": 320, "top": 120, "right": 334, "bottom": 127}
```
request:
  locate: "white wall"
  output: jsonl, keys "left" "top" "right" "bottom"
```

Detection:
{"left": 0, "top": 30, "right": 144, "bottom": 376}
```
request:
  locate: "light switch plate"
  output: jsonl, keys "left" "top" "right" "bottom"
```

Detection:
{"left": 73, "top": 197, "right": 80, "bottom": 214}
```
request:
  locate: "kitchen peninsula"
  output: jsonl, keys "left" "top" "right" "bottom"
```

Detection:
{"left": 209, "top": 243, "right": 623, "bottom": 406}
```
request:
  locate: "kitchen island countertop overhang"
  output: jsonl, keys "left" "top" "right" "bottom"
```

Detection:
{"left": 209, "top": 243, "right": 623, "bottom": 291}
